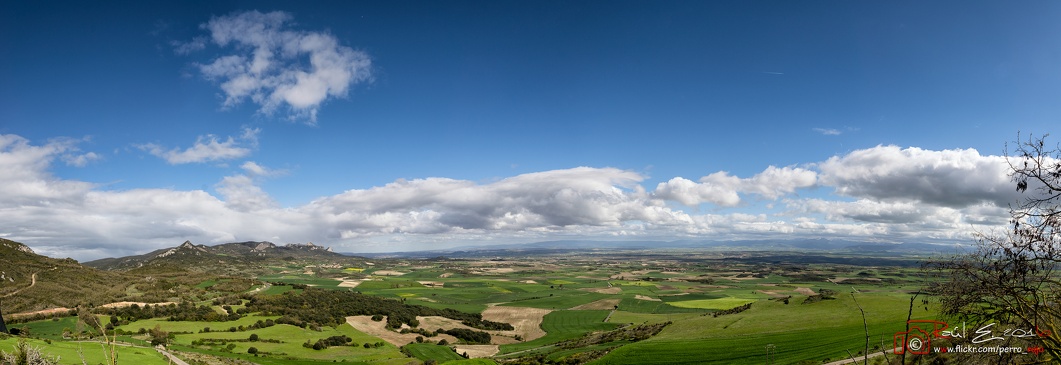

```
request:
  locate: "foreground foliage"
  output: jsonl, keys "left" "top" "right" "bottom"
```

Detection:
{"left": 929, "top": 133, "right": 1061, "bottom": 363}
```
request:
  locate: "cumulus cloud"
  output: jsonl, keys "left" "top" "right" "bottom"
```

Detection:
{"left": 0, "top": 135, "right": 96, "bottom": 206}
{"left": 216, "top": 174, "right": 276, "bottom": 211}
{"left": 187, "top": 10, "right": 372, "bottom": 123}
{"left": 306, "top": 167, "right": 673, "bottom": 234}
{"left": 137, "top": 127, "right": 259, "bottom": 164}
{"left": 1, "top": 135, "right": 1026, "bottom": 260}
{"left": 817, "top": 145, "right": 1020, "bottom": 208}
{"left": 653, "top": 166, "right": 816, "bottom": 207}
{"left": 653, "top": 174, "right": 741, "bottom": 207}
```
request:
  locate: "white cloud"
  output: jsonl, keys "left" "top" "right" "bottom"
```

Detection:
{"left": 190, "top": 10, "right": 373, "bottom": 123}
{"left": 817, "top": 145, "right": 1020, "bottom": 208}
{"left": 62, "top": 152, "right": 101, "bottom": 167}
{"left": 138, "top": 127, "right": 259, "bottom": 164}
{"left": 171, "top": 36, "right": 207, "bottom": 55}
{"left": 240, "top": 161, "right": 285, "bottom": 177}
{"left": 814, "top": 128, "right": 842, "bottom": 135}
{"left": 0, "top": 135, "right": 95, "bottom": 206}
{"left": 653, "top": 166, "right": 816, "bottom": 207}
{"left": 216, "top": 174, "right": 276, "bottom": 211}
{"left": 0, "top": 135, "right": 1027, "bottom": 260}
{"left": 653, "top": 174, "right": 741, "bottom": 207}
{"left": 744, "top": 166, "right": 818, "bottom": 199}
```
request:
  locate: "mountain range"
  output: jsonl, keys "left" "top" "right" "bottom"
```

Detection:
{"left": 84, "top": 240, "right": 345, "bottom": 271}
{"left": 346, "top": 238, "right": 969, "bottom": 258}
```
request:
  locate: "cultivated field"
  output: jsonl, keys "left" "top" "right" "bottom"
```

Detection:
{"left": 4, "top": 250, "right": 941, "bottom": 365}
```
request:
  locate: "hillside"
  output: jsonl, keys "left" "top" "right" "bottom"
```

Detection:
{"left": 85, "top": 240, "right": 355, "bottom": 273}
{"left": 0, "top": 238, "right": 127, "bottom": 314}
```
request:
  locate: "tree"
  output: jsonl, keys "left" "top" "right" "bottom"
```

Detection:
{"left": 247, "top": 347, "right": 258, "bottom": 355}
{"left": 149, "top": 324, "right": 168, "bottom": 346}
{"left": 929, "top": 133, "right": 1061, "bottom": 362}
{"left": 249, "top": 333, "right": 259, "bottom": 342}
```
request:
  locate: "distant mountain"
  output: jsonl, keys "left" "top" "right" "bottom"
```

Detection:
{"left": 348, "top": 238, "right": 968, "bottom": 258}
{"left": 85, "top": 240, "right": 349, "bottom": 272}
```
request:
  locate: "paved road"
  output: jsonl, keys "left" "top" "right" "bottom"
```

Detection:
{"left": 820, "top": 348, "right": 895, "bottom": 365}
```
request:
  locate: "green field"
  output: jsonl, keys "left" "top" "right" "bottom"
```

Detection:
{"left": 500, "top": 310, "right": 620, "bottom": 354}
{"left": 7, "top": 250, "right": 941, "bottom": 365}
{"left": 0, "top": 337, "right": 170, "bottom": 365}
{"left": 668, "top": 297, "right": 756, "bottom": 310}
{"left": 404, "top": 342, "right": 466, "bottom": 362}
{"left": 595, "top": 292, "right": 929, "bottom": 364}
{"left": 174, "top": 322, "right": 407, "bottom": 364}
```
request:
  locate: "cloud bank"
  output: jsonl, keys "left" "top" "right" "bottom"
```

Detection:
{"left": 181, "top": 10, "right": 373, "bottom": 123}
{"left": 0, "top": 134, "right": 1028, "bottom": 260}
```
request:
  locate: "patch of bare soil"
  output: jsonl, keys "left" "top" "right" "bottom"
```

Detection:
{"left": 609, "top": 272, "right": 639, "bottom": 280}
{"left": 453, "top": 345, "right": 499, "bottom": 358}
{"left": 338, "top": 280, "right": 364, "bottom": 288}
{"left": 519, "top": 280, "right": 538, "bottom": 284}
{"left": 417, "top": 281, "right": 444, "bottom": 287}
{"left": 580, "top": 286, "right": 622, "bottom": 294}
{"left": 756, "top": 290, "right": 787, "bottom": 298}
{"left": 372, "top": 270, "right": 406, "bottom": 276}
{"left": 8, "top": 307, "right": 70, "bottom": 319}
{"left": 571, "top": 298, "right": 621, "bottom": 310}
{"left": 439, "top": 273, "right": 453, "bottom": 278}
{"left": 481, "top": 305, "right": 551, "bottom": 342}
{"left": 634, "top": 295, "right": 662, "bottom": 302}
{"left": 796, "top": 287, "right": 816, "bottom": 296}
{"left": 345, "top": 316, "right": 459, "bottom": 347}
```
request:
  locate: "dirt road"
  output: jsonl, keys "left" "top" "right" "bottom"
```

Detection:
{"left": 1, "top": 272, "right": 36, "bottom": 298}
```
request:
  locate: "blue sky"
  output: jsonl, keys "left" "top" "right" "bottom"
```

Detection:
{"left": 2, "top": 1, "right": 1059, "bottom": 260}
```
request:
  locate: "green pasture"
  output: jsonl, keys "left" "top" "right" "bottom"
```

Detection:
{"left": 404, "top": 343, "right": 465, "bottom": 362}
{"left": 173, "top": 322, "right": 406, "bottom": 363}
{"left": 616, "top": 297, "right": 705, "bottom": 314}
{"left": 499, "top": 310, "right": 619, "bottom": 354}
{"left": 257, "top": 275, "right": 343, "bottom": 289}
{"left": 259, "top": 284, "right": 298, "bottom": 296}
{"left": 606, "top": 311, "right": 701, "bottom": 325}
{"left": 118, "top": 314, "right": 280, "bottom": 334}
{"left": 499, "top": 291, "right": 612, "bottom": 310}
{"left": 668, "top": 297, "right": 756, "bottom": 310}
{"left": 18, "top": 316, "right": 80, "bottom": 340}
{"left": 354, "top": 279, "right": 424, "bottom": 290}
{"left": 593, "top": 292, "right": 936, "bottom": 365}
{"left": 0, "top": 337, "right": 170, "bottom": 365}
